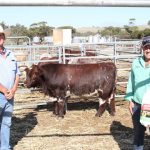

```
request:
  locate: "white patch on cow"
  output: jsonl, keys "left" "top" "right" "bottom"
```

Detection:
{"left": 108, "top": 93, "right": 114, "bottom": 104}
{"left": 81, "top": 89, "right": 103, "bottom": 98}
{"left": 99, "top": 98, "right": 105, "bottom": 106}
{"left": 68, "top": 76, "right": 72, "bottom": 81}
{"left": 66, "top": 90, "right": 71, "bottom": 98}
{"left": 48, "top": 97, "right": 57, "bottom": 102}
{"left": 98, "top": 89, "right": 103, "bottom": 94}
{"left": 97, "top": 89, "right": 105, "bottom": 106}
{"left": 58, "top": 98, "right": 63, "bottom": 102}
{"left": 89, "top": 89, "right": 98, "bottom": 96}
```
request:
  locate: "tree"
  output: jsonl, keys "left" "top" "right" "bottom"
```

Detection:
{"left": 143, "top": 28, "right": 150, "bottom": 37}
{"left": 30, "top": 21, "right": 47, "bottom": 28}
{"left": 100, "top": 26, "right": 121, "bottom": 37}
{"left": 38, "top": 21, "right": 47, "bottom": 26}
{"left": 9, "top": 24, "right": 29, "bottom": 45}
{"left": 148, "top": 20, "right": 150, "bottom": 26}
{"left": 0, "top": 22, "right": 9, "bottom": 29}
{"left": 123, "top": 25, "right": 141, "bottom": 39}
{"left": 129, "top": 18, "right": 136, "bottom": 26}
{"left": 30, "top": 23, "right": 38, "bottom": 28}
{"left": 10, "top": 24, "right": 28, "bottom": 36}
{"left": 29, "top": 21, "right": 54, "bottom": 40}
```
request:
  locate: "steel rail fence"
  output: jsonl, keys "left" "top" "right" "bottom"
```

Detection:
{"left": 1, "top": 0, "right": 150, "bottom": 7}
{"left": 5, "top": 40, "right": 142, "bottom": 109}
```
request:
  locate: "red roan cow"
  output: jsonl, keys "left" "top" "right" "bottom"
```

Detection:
{"left": 24, "top": 62, "right": 116, "bottom": 118}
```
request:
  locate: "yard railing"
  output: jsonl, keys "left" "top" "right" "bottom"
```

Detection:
{"left": 5, "top": 39, "right": 142, "bottom": 99}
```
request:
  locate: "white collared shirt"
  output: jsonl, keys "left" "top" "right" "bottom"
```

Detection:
{"left": 0, "top": 48, "right": 20, "bottom": 89}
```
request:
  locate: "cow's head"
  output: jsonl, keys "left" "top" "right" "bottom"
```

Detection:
{"left": 24, "top": 64, "right": 41, "bottom": 88}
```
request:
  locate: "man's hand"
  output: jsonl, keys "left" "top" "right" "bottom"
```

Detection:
{"left": 4, "top": 89, "right": 15, "bottom": 100}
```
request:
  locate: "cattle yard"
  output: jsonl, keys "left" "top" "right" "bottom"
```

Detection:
{"left": 6, "top": 40, "right": 150, "bottom": 150}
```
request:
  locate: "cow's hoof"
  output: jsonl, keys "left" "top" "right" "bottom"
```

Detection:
{"left": 95, "top": 113, "right": 102, "bottom": 117}
{"left": 51, "top": 113, "right": 58, "bottom": 117}
{"left": 53, "top": 111, "right": 59, "bottom": 116}
{"left": 58, "top": 115, "right": 64, "bottom": 118}
{"left": 110, "top": 112, "right": 115, "bottom": 116}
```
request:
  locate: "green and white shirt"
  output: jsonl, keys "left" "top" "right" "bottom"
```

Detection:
{"left": 125, "top": 56, "right": 150, "bottom": 104}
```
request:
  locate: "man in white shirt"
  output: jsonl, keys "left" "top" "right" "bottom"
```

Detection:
{"left": 0, "top": 26, "right": 20, "bottom": 150}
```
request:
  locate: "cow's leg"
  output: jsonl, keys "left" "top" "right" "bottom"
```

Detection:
{"left": 58, "top": 98, "right": 65, "bottom": 118}
{"left": 64, "top": 90, "right": 70, "bottom": 114}
{"left": 53, "top": 101, "right": 59, "bottom": 115}
{"left": 108, "top": 94, "right": 116, "bottom": 116}
{"left": 95, "top": 98, "right": 107, "bottom": 117}
{"left": 63, "top": 98, "right": 68, "bottom": 115}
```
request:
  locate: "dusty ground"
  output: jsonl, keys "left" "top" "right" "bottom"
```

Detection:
{"left": 10, "top": 91, "right": 150, "bottom": 150}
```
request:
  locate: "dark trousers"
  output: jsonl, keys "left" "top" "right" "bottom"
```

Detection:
{"left": 132, "top": 102, "right": 146, "bottom": 146}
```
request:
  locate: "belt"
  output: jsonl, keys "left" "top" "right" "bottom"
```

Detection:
{"left": 0, "top": 92, "right": 4, "bottom": 95}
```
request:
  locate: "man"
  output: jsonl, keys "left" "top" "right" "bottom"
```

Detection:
{"left": 125, "top": 36, "right": 150, "bottom": 150}
{"left": 0, "top": 26, "right": 20, "bottom": 150}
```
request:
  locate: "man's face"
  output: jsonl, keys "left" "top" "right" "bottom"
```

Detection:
{"left": 0, "top": 33, "right": 5, "bottom": 47}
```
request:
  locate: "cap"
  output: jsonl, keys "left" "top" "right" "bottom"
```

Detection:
{"left": 142, "top": 36, "right": 150, "bottom": 47}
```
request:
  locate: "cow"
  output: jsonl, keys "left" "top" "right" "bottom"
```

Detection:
{"left": 24, "top": 62, "right": 116, "bottom": 118}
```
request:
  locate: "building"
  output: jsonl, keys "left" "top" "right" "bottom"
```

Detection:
{"left": 53, "top": 29, "right": 72, "bottom": 45}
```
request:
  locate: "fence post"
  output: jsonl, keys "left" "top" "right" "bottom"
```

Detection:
{"left": 80, "top": 44, "right": 85, "bottom": 56}
{"left": 113, "top": 37, "right": 117, "bottom": 65}
{"left": 58, "top": 46, "right": 62, "bottom": 63}
{"left": 62, "top": 45, "right": 66, "bottom": 64}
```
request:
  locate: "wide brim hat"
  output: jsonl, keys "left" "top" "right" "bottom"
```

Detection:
{"left": 0, "top": 25, "right": 11, "bottom": 38}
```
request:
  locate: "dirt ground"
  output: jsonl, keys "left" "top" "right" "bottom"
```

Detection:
{"left": 10, "top": 91, "right": 150, "bottom": 150}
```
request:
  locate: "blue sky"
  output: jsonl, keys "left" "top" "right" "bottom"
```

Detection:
{"left": 0, "top": 6, "right": 150, "bottom": 28}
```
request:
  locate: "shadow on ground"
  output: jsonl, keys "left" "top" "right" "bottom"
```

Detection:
{"left": 110, "top": 121, "right": 150, "bottom": 150}
{"left": 10, "top": 112, "right": 38, "bottom": 148}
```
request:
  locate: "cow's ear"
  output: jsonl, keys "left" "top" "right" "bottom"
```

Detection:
{"left": 31, "top": 64, "right": 36, "bottom": 68}
{"left": 32, "top": 64, "right": 37, "bottom": 69}
{"left": 24, "top": 67, "right": 29, "bottom": 73}
{"left": 32, "top": 65, "right": 39, "bottom": 73}
{"left": 33, "top": 65, "right": 43, "bottom": 76}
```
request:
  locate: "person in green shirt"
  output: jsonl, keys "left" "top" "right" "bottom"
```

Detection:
{"left": 125, "top": 36, "right": 150, "bottom": 150}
